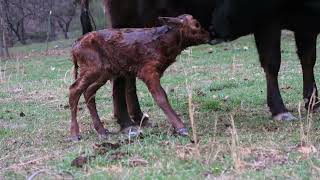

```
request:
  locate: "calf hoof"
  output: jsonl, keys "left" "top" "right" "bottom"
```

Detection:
{"left": 272, "top": 112, "right": 296, "bottom": 121}
{"left": 98, "top": 129, "right": 109, "bottom": 139}
{"left": 122, "top": 126, "right": 143, "bottom": 138}
{"left": 175, "top": 128, "right": 189, "bottom": 136}
{"left": 69, "top": 135, "right": 82, "bottom": 142}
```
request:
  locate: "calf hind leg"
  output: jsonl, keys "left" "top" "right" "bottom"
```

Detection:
{"left": 84, "top": 76, "right": 109, "bottom": 138}
{"left": 295, "top": 32, "right": 319, "bottom": 110}
{"left": 69, "top": 75, "right": 96, "bottom": 141}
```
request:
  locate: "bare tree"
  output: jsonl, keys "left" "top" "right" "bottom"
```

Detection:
{"left": 0, "top": 0, "right": 78, "bottom": 44}
{"left": 2, "top": 0, "right": 29, "bottom": 44}
{"left": 52, "top": 0, "right": 77, "bottom": 39}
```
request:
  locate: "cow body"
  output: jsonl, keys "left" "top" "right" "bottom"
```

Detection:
{"left": 80, "top": 0, "right": 319, "bottom": 122}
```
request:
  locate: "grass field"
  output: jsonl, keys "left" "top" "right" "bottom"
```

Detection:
{"left": 1, "top": 32, "right": 320, "bottom": 179}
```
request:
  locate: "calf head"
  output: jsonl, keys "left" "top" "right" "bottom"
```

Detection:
{"left": 159, "top": 14, "right": 210, "bottom": 46}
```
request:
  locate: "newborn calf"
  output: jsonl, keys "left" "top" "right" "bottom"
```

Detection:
{"left": 69, "top": 14, "right": 210, "bottom": 140}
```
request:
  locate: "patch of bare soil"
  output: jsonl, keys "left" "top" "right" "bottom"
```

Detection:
{"left": 2, "top": 88, "right": 60, "bottom": 105}
{"left": 241, "top": 148, "right": 288, "bottom": 171}
{"left": 11, "top": 49, "right": 70, "bottom": 60}
{"left": 92, "top": 142, "right": 121, "bottom": 155}
{"left": 128, "top": 156, "right": 148, "bottom": 167}
{"left": 71, "top": 155, "right": 90, "bottom": 168}
{"left": 290, "top": 143, "right": 318, "bottom": 158}
{"left": 71, "top": 141, "right": 123, "bottom": 168}
{"left": 71, "top": 138, "right": 139, "bottom": 168}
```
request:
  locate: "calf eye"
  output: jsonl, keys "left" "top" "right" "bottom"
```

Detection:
{"left": 195, "top": 22, "right": 200, "bottom": 28}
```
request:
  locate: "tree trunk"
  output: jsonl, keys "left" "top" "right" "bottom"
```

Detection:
{"left": 1, "top": 21, "right": 10, "bottom": 59}
{"left": 17, "top": 21, "right": 26, "bottom": 44}
{"left": 0, "top": 8, "right": 10, "bottom": 59}
{"left": 49, "top": 21, "right": 56, "bottom": 41}
{"left": 63, "top": 30, "right": 68, "bottom": 39}
{"left": 18, "top": 0, "right": 26, "bottom": 44}
{"left": 64, "top": 21, "right": 71, "bottom": 39}
{"left": 21, "top": 22, "right": 26, "bottom": 44}
{"left": 18, "top": 21, "right": 26, "bottom": 44}
{"left": 0, "top": 29, "right": 3, "bottom": 58}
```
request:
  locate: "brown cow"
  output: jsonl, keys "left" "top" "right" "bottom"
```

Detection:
{"left": 69, "top": 14, "right": 210, "bottom": 140}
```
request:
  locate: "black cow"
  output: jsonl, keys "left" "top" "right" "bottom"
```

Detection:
{"left": 79, "top": 0, "right": 319, "bottom": 130}
{"left": 211, "top": 0, "right": 320, "bottom": 120}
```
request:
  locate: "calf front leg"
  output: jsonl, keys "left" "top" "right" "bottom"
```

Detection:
{"left": 254, "top": 24, "right": 295, "bottom": 121}
{"left": 295, "top": 31, "right": 319, "bottom": 111}
{"left": 84, "top": 77, "right": 108, "bottom": 138}
{"left": 140, "top": 71, "right": 188, "bottom": 136}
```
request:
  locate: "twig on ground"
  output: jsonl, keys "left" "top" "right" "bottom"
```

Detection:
{"left": 230, "top": 115, "right": 242, "bottom": 172}
{"left": 0, "top": 156, "right": 51, "bottom": 172}
{"left": 27, "top": 169, "right": 46, "bottom": 180}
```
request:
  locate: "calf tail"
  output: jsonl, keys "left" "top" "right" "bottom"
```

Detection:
{"left": 71, "top": 54, "right": 79, "bottom": 80}
{"left": 73, "top": 63, "right": 79, "bottom": 80}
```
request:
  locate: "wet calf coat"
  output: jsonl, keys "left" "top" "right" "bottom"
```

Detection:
{"left": 69, "top": 15, "right": 210, "bottom": 139}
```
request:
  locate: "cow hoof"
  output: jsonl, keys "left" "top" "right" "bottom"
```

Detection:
{"left": 273, "top": 112, "right": 296, "bottom": 121}
{"left": 69, "top": 135, "right": 82, "bottom": 142}
{"left": 175, "top": 128, "right": 189, "bottom": 136}
{"left": 122, "top": 126, "right": 143, "bottom": 138}
{"left": 98, "top": 129, "right": 109, "bottom": 139}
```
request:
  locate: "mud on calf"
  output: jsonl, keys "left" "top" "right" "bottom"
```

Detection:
{"left": 69, "top": 14, "right": 210, "bottom": 140}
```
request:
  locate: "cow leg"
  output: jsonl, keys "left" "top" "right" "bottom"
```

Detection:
{"left": 84, "top": 77, "right": 109, "bottom": 139}
{"left": 112, "top": 77, "right": 136, "bottom": 129}
{"left": 141, "top": 72, "right": 188, "bottom": 136}
{"left": 80, "top": 0, "right": 93, "bottom": 34}
{"left": 110, "top": 25, "right": 147, "bottom": 127}
{"left": 125, "top": 76, "right": 150, "bottom": 126}
{"left": 294, "top": 32, "right": 319, "bottom": 110}
{"left": 254, "top": 25, "right": 295, "bottom": 121}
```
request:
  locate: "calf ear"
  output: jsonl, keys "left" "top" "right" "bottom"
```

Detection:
{"left": 158, "top": 17, "right": 184, "bottom": 27}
